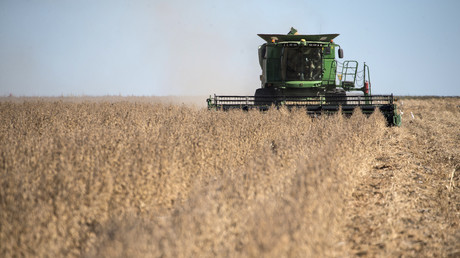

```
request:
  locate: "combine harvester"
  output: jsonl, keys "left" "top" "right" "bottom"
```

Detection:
{"left": 207, "top": 28, "right": 401, "bottom": 126}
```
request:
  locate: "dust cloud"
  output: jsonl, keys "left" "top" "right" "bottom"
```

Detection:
{"left": 149, "top": 1, "right": 261, "bottom": 96}
{"left": 0, "top": 1, "right": 262, "bottom": 97}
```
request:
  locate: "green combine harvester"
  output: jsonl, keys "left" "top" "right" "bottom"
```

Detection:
{"left": 207, "top": 28, "right": 401, "bottom": 126}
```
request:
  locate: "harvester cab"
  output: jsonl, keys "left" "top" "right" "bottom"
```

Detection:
{"left": 207, "top": 28, "right": 401, "bottom": 126}
{"left": 257, "top": 27, "right": 367, "bottom": 98}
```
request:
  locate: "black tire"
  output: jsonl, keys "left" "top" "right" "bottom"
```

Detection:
{"left": 325, "top": 89, "right": 347, "bottom": 105}
{"left": 254, "top": 88, "right": 276, "bottom": 106}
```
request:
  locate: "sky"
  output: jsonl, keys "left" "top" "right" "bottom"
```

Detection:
{"left": 1, "top": 0, "right": 459, "bottom": 97}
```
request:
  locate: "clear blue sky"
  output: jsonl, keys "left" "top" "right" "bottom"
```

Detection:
{"left": 1, "top": 0, "right": 459, "bottom": 96}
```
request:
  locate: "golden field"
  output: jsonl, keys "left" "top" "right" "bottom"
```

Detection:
{"left": 0, "top": 97, "right": 458, "bottom": 257}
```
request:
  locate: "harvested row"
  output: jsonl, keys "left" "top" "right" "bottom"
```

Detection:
{"left": 344, "top": 98, "right": 460, "bottom": 257}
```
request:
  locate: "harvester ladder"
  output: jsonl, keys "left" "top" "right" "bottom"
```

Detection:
{"left": 325, "top": 60, "right": 338, "bottom": 86}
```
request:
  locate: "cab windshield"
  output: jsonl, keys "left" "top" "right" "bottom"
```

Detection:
{"left": 283, "top": 47, "right": 322, "bottom": 81}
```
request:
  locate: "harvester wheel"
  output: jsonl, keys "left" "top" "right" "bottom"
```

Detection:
{"left": 254, "top": 88, "right": 276, "bottom": 106}
{"left": 325, "top": 89, "right": 347, "bottom": 105}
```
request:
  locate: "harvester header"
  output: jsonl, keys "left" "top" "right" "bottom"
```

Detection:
{"left": 207, "top": 27, "right": 401, "bottom": 126}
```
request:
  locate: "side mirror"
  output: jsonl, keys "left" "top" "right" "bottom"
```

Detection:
{"left": 338, "top": 48, "right": 344, "bottom": 59}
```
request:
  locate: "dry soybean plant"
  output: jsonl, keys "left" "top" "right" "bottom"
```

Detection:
{"left": 0, "top": 97, "right": 458, "bottom": 257}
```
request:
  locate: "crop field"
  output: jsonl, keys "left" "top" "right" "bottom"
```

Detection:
{"left": 0, "top": 97, "right": 459, "bottom": 257}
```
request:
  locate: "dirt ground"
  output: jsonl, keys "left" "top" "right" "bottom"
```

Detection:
{"left": 0, "top": 96, "right": 458, "bottom": 257}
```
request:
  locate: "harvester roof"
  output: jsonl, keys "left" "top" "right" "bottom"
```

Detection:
{"left": 258, "top": 33, "right": 339, "bottom": 43}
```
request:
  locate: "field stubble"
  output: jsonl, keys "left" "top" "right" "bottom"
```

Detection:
{"left": 0, "top": 97, "right": 458, "bottom": 257}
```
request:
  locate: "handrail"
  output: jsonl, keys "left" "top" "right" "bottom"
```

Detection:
{"left": 364, "top": 63, "right": 371, "bottom": 95}
{"left": 341, "top": 60, "right": 359, "bottom": 85}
